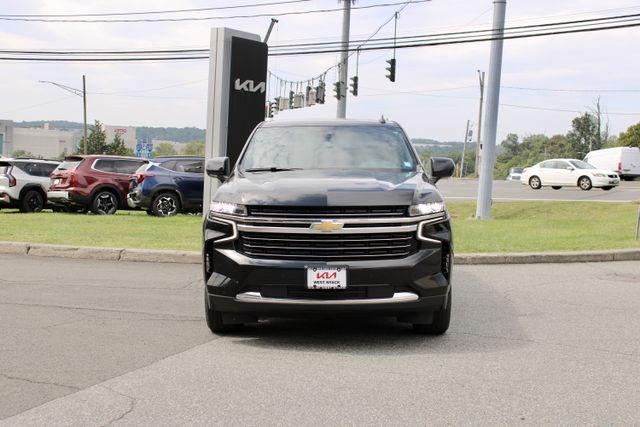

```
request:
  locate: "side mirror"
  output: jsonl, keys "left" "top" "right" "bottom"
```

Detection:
{"left": 429, "top": 157, "right": 455, "bottom": 184}
{"left": 566, "top": 166, "right": 574, "bottom": 171}
{"left": 206, "top": 157, "right": 230, "bottom": 181}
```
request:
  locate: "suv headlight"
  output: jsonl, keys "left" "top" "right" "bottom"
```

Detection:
{"left": 409, "top": 201, "right": 445, "bottom": 217}
{"left": 209, "top": 201, "right": 247, "bottom": 218}
{"left": 592, "top": 172, "right": 606, "bottom": 177}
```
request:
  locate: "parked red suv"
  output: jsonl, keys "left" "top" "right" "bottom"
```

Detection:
{"left": 48, "top": 155, "right": 147, "bottom": 214}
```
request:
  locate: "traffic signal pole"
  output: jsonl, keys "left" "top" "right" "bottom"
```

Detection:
{"left": 337, "top": 0, "right": 352, "bottom": 119}
{"left": 476, "top": 0, "right": 506, "bottom": 219}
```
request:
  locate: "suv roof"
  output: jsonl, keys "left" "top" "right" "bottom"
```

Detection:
{"left": 152, "top": 156, "right": 204, "bottom": 162}
{"left": 0, "top": 158, "right": 60, "bottom": 164}
{"left": 64, "top": 154, "right": 146, "bottom": 161}
{"left": 260, "top": 119, "right": 400, "bottom": 128}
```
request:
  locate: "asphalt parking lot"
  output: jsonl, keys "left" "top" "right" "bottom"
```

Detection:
{"left": 438, "top": 179, "right": 640, "bottom": 202}
{"left": 1, "top": 254, "right": 639, "bottom": 424}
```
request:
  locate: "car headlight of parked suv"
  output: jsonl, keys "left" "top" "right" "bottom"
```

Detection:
{"left": 209, "top": 201, "right": 247, "bottom": 218}
{"left": 409, "top": 201, "right": 445, "bottom": 217}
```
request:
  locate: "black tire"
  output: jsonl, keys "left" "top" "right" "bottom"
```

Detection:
{"left": 578, "top": 176, "right": 592, "bottom": 191}
{"left": 551, "top": 186, "right": 562, "bottom": 190}
{"left": 20, "top": 190, "right": 44, "bottom": 213}
{"left": 151, "top": 192, "right": 181, "bottom": 217}
{"left": 601, "top": 186, "right": 613, "bottom": 191}
{"left": 91, "top": 190, "right": 118, "bottom": 215}
{"left": 529, "top": 176, "right": 542, "bottom": 190}
{"left": 204, "top": 289, "right": 235, "bottom": 334}
{"left": 413, "top": 289, "right": 451, "bottom": 335}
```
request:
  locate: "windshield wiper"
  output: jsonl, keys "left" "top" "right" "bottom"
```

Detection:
{"left": 243, "top": 167, "right": 303, "bottom": 172}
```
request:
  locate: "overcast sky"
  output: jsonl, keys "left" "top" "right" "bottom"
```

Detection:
{"left": 1, "top": 0, "right": 639, "bottom": 142}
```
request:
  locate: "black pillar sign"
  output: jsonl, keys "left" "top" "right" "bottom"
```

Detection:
{"left": 227, "top": 37, "right": 268, "bottom": 167}
{"left": 204, "top": 28, "right": 268, "bottom": 212}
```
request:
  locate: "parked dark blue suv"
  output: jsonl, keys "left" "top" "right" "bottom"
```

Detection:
{"left": 127, "top": 156, "right": 204, "bottom": 216}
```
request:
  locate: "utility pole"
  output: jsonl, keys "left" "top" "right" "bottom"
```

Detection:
{"left": 82, "top": 75, "right": 88, "bottom": 155}
{"left": 336, "top": 0, "right": 352, "bottom": 119}
{"left": 476, "top": 0, "right": 506, "bottom": 220}
{"left": 474, "top": 70, "right": 485, "bottom": 177}
{"left": 460, "top": 119, "right": 471, "bottom": 178}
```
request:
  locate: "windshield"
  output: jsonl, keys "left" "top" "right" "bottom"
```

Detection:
{"left": 569, "top": 160, "right": 596, "bottom": 169}
{"left": 511, "top": 167, "right": 524, "bottom": 173}
{"left": 57, "top": 159, "right": 83, "bottom": 171}
{"left": 240, "top": 125, "right": 417, "bottom": 171}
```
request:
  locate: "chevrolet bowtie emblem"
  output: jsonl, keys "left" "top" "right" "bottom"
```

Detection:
{"left": 310, "top": 220, "right": 344, "bottom": 232}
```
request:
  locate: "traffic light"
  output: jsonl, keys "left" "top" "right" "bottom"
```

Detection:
{"left": 349, "top": 76, "right": 358, "bottom": 96}
{"left": 316, "top": 81, "right": 326, "bottom": 104}
{"left": 269, "top": 101, "right": 278, "bottom": 118}
{"left": 385, "top": 58, "right": 396, "bottom": 82}
{"left": 333, "top": 81, "right": 342, "bottom": 100}
{"left": 289, "top": 90, "right": 294, "bottom": 107}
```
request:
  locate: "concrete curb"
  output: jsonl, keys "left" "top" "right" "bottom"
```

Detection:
{"left": 1, "top": 241, "right": 639, "bottom": 265}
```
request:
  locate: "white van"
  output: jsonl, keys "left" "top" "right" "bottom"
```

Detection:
{"left": 584, "top": 147, "right": 640, "bottom": 181}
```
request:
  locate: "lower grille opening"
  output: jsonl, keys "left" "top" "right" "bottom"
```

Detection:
{"left": 260, "top": 285, "right": 395, "bottom": 300}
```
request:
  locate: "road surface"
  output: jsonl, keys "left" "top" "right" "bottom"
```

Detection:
{"left": 437, "top": 179, "right": 640, "bottom": 202}
{"left": 1, "top": 255, "right": 639, "bottom": 424}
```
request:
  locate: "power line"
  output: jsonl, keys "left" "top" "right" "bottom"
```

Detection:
{"left": 1, "top": 15, "right": 639, "bottom": 61}
{"left": 0, "top": 0, "right": 312, "bottom": 18}
{"left": 502, "top": 85, "right": 640, "bottom": 93}
{"left": 0, "top": 1, "right": 432, "bottom": 23}
{"left": 1, "top": 12, "right": 637, "bottom": 56}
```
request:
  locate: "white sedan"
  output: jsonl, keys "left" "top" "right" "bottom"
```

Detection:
{"left": 521, "top": 159, "right": 620, "bottom": 191}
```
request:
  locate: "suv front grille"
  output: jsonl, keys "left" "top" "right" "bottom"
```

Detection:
{"left": 237, "top": 231, "right": 418, "bottom": 261}
{"left": 247, "top": 205, "right": 407, "bottom": 218}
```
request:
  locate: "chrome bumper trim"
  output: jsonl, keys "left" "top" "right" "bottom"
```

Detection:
{"left": 234, "top": 291, "right": 419, "bottom": 305}
{"left": 237, "top": 223, "right": 418, "bottom": 234}
{"left": 212, "top": 211, "right": 447, "bottom": 225}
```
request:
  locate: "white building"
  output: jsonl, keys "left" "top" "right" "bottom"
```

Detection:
{"left": 105, "top": 125, "right": 137, "bottom": 150}
{"left": 0, "top": 120, "right": 136, "bottom": 158}
{"left": 12, "top": 124, "right": 80, "bottom": 159}
{"left": 0, "top": 120, "right": 13, "bottom": 157}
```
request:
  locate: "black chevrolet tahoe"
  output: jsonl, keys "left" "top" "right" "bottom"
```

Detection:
{"left": 203, "top": 119, "right": 455, "bottom": 334}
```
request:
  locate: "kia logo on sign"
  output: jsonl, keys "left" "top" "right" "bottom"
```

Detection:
{"left": 234, "top": 79, "right": 265, "bottom": 93}
{"left": 316, "top": 271, "right": 337, "bottom": 280}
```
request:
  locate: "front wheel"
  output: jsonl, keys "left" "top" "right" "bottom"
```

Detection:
{"left": 413, "top": 289, "right": 451, "bottom": 335}
{"left": 204, "top": 289, "right": 237, "bottom": 334}
{"left": 578, "top": 176, "right": 592, "bottom": 191}
{"left": 91, "top": 191, "right": 118, "bottom": 214}
{"left": 529, "top": 176, "right": 542, "bottom": 190}
{"left": 551, "top": 186, "right": 562, "bottom": 190}
{"left": 151, "top": 192, "right": 181, "bottom": 217}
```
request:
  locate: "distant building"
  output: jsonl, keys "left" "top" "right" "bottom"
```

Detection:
{"left": 13, "top": 124, "right": 80, "bottom": 159}
{"left": 105, "top": 125, "right": 137, "bottom": 150}
{"left": 0, "top": 120, "right": 13, "bottom": 156}
{"left": 0, "top": 120, "right": 135, "bottom": 158}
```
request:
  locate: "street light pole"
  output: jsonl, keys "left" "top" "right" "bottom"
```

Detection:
{"left": 460, "top": 119, "right": 470, "bottom": 178}
{"left": 474, "top": 70, "right": 485, "bottom": 177}
{"left": 337, "top": 0, "right": 352, "bottom": 119}
{"left": 476, "top": 0, "right": 507, "bottom": 219}
{"left": 82, "top": 75, "right": 88, "bottom": 155}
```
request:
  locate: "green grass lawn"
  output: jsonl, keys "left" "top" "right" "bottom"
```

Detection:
{"left": 1, "top": 202, "right": 638, "bottom": 253}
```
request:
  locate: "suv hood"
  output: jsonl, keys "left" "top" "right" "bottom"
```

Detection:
{"left": 213, "top": 169, "right": 443, "bottom": 206}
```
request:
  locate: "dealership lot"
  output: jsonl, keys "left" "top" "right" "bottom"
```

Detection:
{"left": 1, "top": 254, "right": 639, "bottom": 424}
{"left": 438, "top": 179, "right": 640, "bottom": 202}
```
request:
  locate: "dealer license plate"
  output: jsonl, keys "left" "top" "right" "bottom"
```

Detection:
{"left": 306, "top": 266, "right": 347, "bottom": 290}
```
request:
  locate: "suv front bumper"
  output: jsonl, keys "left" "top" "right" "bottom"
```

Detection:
{"left": 204, "top": 216, "right": 452, "bottom": 318}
